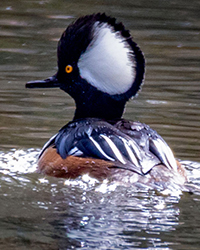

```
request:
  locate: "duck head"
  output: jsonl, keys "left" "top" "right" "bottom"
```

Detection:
{"left": 26, "top": 13, "right": 145, "bottom": 120}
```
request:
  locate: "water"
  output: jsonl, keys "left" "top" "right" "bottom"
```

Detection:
{"left": 0, "top": 0, "right": 200, "bottom": 249}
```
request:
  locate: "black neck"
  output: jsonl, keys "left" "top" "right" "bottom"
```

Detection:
{"left": 73, "top": 91, "right": 126, "bottom": 120}
{"left": 59, "top": 75, "right": 127, "bottom": 121}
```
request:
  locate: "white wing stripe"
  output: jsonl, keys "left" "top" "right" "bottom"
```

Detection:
{"left": 120, "top": 138, "right": 140, "bottom": 167}
{"left": 152, "top": 138, "right": 177, "bottom": 171}
{"left": 68, "top": 147, "right": 83, "bottom": 156}
{"left": 157, "top": 138, "right": 177, "bottom": 171}
{"left": 100, "top": 135, "right": 126, "bottom": 164}
{"left": 128, "top": 140, "right": 142, "bottom": 160}
{"left": 89, "top": 136, "right": 115, "bottom": 161}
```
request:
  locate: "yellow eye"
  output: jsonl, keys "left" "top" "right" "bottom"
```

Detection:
{"left": 65, "top": 65, "right": 73, "bottom": 73}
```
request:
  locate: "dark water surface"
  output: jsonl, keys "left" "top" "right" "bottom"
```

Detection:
{"left": 0, "top": 0, "right": 200, "bottom": 249}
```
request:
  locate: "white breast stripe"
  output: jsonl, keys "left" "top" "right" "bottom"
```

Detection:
{"left": 39, "top": 133, "right": 58, "bottom": 158}
{"left": 100, "top": 135, "right": 126, "bottom": 164}
{"left": 42, "top": 133, "right": 57, "bottom": 151}
{"left": 89, "top": 136, "right": 115, "bottom": 161}
{"left": 120, "top": 138, "right": 140, "bottom": 167}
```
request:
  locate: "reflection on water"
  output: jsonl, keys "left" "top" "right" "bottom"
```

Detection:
{"left": 1, "top": 149, "right": 200, "bottom": 249}
{"left": 0, "top": 0, "right": 200, "bottom": 249}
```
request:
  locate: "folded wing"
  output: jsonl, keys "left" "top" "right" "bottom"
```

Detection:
{"left": 37, "top": 119, "right": 178, "bottom": 175}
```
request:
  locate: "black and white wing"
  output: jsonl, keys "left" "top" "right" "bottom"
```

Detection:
{"left": 39, "top": 118, "right": 178, "bottom": 175}
{"left": 114, "top": 119, "right": 178, "bottom": 172}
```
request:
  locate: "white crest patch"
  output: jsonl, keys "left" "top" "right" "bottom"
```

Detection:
{"left": 78, "top": 22, "right": 136, "bottom": 95}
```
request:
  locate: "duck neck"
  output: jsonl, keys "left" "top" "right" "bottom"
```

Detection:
{"left": 73, "top": 92, "right": 126, "bottom": 121}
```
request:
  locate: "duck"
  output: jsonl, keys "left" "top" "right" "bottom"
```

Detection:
{"left": 26, "top": 13, "right": 187, "bottom": 189}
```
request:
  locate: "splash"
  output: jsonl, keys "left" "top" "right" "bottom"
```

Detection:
{"left": 0, "top": 149, "right": 200, "bottom": 194}
{"left": 0, "top": 148, "right": 39, "bottom": 175}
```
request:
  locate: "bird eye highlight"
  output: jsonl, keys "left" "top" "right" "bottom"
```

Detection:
{"left": 65, "top": 65, "right": 73, "bottom": 73}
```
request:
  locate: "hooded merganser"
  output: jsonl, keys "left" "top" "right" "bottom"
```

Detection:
{"left": 26, "top": 13, "right": 186, "bottom": 186}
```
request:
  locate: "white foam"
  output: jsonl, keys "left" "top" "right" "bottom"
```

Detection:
{"left": 0, "top": 148, "right": 39, "bottom": 174}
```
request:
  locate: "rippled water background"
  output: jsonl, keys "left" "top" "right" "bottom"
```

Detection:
{"left": 0, "top": 0, "right": 200, "bottom": 249}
